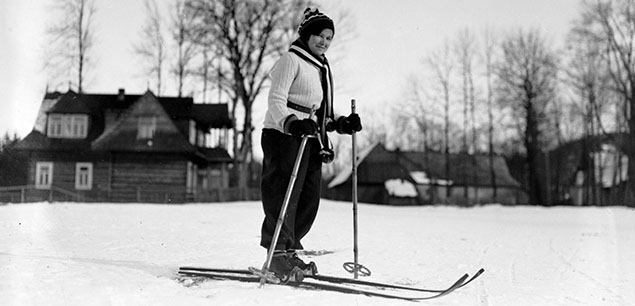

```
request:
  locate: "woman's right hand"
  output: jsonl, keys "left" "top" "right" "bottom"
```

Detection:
{"left": 288, "top": 118, "right": 318, "bottom": 137}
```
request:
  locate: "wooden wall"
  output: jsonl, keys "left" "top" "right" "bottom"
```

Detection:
{"left": 108, "top": 152, "right": 187, "bottom": 203}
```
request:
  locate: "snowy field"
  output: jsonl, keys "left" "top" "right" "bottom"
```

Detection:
{"left": 1, "top": 200, "right": 634, "bottom": 306}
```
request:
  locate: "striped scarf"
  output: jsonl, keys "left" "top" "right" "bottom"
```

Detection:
{"left": 289, "top": 39, "right": 334, "bottom": 150}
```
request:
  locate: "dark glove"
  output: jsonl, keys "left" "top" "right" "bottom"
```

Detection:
{"left": 338, "top": 113, "right": 362, "bottom": 134}
{"left": 288, "top": 118, "right": 318, "bottom": 137}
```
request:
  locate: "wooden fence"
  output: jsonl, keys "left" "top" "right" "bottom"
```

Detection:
{"left": 0, "top": 185, "right": 260, "bottom": 204}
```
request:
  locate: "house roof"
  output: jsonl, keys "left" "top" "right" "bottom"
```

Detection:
{"left": 44, "top": 90, "right": 232, "bottom": 129}
{"left": 329, "top": 143, "right": 421, "bottom": 189}
{"left": 329, "top": 143, "right": 521, "bottom": 189}
{"left": 48, "top": 91, "right": 98, "bottom": 114}
{"left": 44, "top": 91, "right": 64, "bottom": 100}
{"left": 91, "top": 91, "right": 195, "bottom": 153}
{"left": 13, "top": 130, "right": 93, "bottom": 151}
{"left": 328, "top": 143, "right": 392, "bottom": 188}
{"left": 17, "top": 89, "right": 233, "bottom": 157}
{"left": 398, "top": 150, "right": 521, "bottom": 187}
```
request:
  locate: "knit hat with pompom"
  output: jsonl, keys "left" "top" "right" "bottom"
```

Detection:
{"left": 298, "top": 8, "right": 334, "bottom": 40}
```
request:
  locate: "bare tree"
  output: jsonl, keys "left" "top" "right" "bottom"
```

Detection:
{"left": 45, "top": 0, "right": 97, "bottom": 92}
{"left": 185, "top": 0, "right": 311, "bottom": 194}
{"left": 482, "top": 25, "right": 499, "bottom": 202}
{"left": 564, "top": 14, "right": 617, "bottom": 204}
{"left": 134, "top": 0, "right": 166, "bottom": 95}
{"left": 495, "top": 28, "right": 559, "bottom": 206}
{"left": 171, "top": 0, "right": 198, "bottom": 97}
{"left": 573, "top": 0, "right": 635, "bottom": 205}
{"left": 455, "top": 29, "right": 478, "bottom": 153}
{"left": 455, "top": 28, "right": 479, "bottom": 203}
{"left": 426, "top": 40, "right": 454, "bottom": 203}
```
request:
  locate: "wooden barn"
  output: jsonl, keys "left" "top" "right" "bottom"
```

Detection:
{"left": 14, "top": 89, "right": 233, "bottom": 203}
{"left": 326, "top": 143, "right": 526, "bottom": 205}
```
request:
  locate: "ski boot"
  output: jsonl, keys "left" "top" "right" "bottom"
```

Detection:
{"left": 287, "top": 250, "right": 318, "bottom": 276}
{"left": 269, "top": 252, "right": 304, "bottom": 283}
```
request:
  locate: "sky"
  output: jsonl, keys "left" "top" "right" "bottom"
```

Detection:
{"left": 0, "top": 0, "right": 582, "bottom": 139}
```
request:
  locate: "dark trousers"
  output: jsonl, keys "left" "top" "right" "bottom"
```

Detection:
{"left": 260, "top": 128, "right": 322, "bottom": 251}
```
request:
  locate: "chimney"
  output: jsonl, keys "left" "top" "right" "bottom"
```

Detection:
{"left": 117, "top": 88, "right": 125, "bottom": 101}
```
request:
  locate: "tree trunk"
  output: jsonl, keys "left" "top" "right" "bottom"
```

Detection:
{"left": 626, "top": 93, "right": 635, "bottom": 206}
{"left": 525, "top": 101, "right": 544, "bottom": 206}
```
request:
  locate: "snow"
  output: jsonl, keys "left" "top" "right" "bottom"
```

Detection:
{"left": 1, "top": 201, "right": 634, "bottom": 306}
{"left": 411, "top": 171, "right": 453, "bottom": 186}
{"left": 411, "top": 171, "right": 431, "bottom": 184}
{"left": 384, "top": 179, "right": 418, "bottom": 197}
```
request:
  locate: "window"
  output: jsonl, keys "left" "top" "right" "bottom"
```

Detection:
{"left": 47, "top": 114, "right": 88, "bottom": 139}
{"left": 186, "top": 162, "right": 197, "bottom": 194}
{"left": 63, "top": 116, "right": 73, "bottom": 137}
{"left": 48, "top": 115, "right": 63, "bottom": 137}
{"left": 189, "top": 120, "right": 196, "bottom": 145}
{"left": 35, "top": 162, "right": 53, "bottom": 189}
{"left": 197, "top": 131, "right": 205, "bottom": 147}
{"left": 138, "top": 116, "right": 156, "bottom": 139}
{"left": 75, "top": 163, "right": 93, "bottom": 190}
{"left": 72, "top": 116, "right": 87, "bottom": 138}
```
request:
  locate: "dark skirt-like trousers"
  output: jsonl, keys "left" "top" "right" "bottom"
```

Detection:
{"left": 260, "top": 128, "right": 322, "bottom": 251}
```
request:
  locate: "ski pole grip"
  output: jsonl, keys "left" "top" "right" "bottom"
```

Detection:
{"left": 351, "top": 99, "right": 356, "bottom": 114}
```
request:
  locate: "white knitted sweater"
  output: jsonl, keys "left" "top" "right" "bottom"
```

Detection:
{"left": 263, "top": 52, "right": 323, "bottom": 133}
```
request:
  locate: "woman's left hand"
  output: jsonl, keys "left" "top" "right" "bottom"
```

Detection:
{"left": 339, "top": 113, "right": 362, "bottom": 134}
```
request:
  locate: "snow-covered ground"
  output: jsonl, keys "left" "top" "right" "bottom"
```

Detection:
{"left": 1, "top": 200, "right": 634, "bottom": 306}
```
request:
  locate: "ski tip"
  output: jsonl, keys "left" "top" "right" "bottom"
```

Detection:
{"left": 474, "top": 268, "right": 485, "bottom": 277}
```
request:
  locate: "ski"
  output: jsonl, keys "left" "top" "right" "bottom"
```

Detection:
{"left": 177, "top": 269, "right": 468, "bottom": 301}
{"left": 311, "top": 268, "right": 484, "bottom": 293}
{"left": 179, "top": 266, "right": 484, "bottom": 293}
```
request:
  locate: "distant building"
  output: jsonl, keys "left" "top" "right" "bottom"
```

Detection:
{"left": 14, "top": 89, "right": 233, "bottom": 203}
{"left": 326, "top": 143, "right": 526, "bottom": 205}
{"left": 545, "top": 133, "right": 629, "bottom": 205}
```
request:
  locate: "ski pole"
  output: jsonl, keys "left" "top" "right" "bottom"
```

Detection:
{"left": 260, "top": 106, "right": 316, "bottom": 287}
{"left": 352, "top": 99, "right": 359, "bottom": 279}
{"left": 342, "top": 99, "right": 370, "bottom": 279}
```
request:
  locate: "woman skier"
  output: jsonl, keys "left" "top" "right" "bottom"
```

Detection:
{"left": 259, "top": 7, "right": 362, "bottom": 281}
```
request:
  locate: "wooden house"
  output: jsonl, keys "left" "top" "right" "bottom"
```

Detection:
{"left": 14, "top": 89, "right": 233, "bottom": 203}
{"left": 326, "top": 143, "right": 527, "bottom": 205}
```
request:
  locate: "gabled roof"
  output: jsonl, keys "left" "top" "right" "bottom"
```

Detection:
{"left": 44, "top": 91, "right": 64, "bottom": 100}
{"left": 398, "top": 150, "right": 520, "bottom": 187}
{"left": 13, "top": 130, "right": 93, "bottom": 151}
{"left": 91, "top": 91, "right": 195, "bottom": 152}
{"left": 43, "top": 90, "right": 231, "bottom": 128}
{"left": 328, "top": 142, "right": 379, "bottom": 188}
{"left": 48, "top": 91, "right": 97, "bottom": 114}
{"left": 17, "top": 89, "right": 233, "bottom": 155}
{"left": 329, "top": 143, "right": 521, "bottom": 188}
{"left": 33, "top": 93, "right": 64, "bottom": 133}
